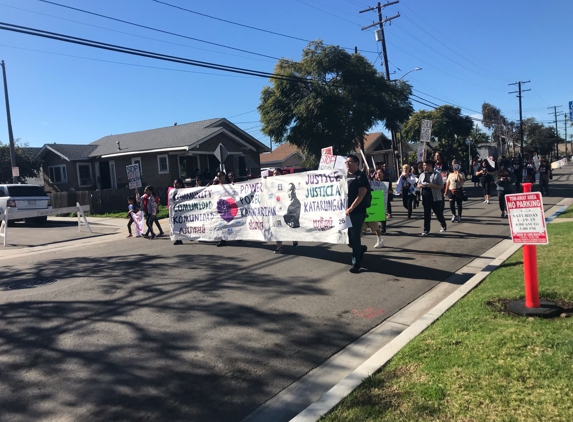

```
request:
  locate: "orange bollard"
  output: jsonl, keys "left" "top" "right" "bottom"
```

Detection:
{"left": 520, "top": 182, "right": 540, "bottom": 308}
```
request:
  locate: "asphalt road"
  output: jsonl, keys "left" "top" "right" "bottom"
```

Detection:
{"left": 1, "top": 167, "right": 571, "bottom": 422}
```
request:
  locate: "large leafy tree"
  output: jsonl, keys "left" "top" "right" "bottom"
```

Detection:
{"left": 401, "top": 105, "right": 475, "bottom": 165}
{"left": 0, "top": 140, "right": 43, "bottom": 183}
{"left": 258, "top": 41, "right": 413, "bottom": 164}
{"left": 523, "top": 119, "right": 562, "bottom": 157}
{"left": 481, "top": 102, "right": 508, "bottom": 142}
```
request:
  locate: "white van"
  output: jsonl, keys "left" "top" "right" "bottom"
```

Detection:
{"left": 0, "top": 184, "right": 52, "bottom": 225}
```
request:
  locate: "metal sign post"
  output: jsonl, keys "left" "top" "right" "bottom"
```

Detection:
{"left": 505, "top": 183, "right": 561, "bottom": 317}
{"left": 214, "top": 143, "right": 229, "bottom": 172}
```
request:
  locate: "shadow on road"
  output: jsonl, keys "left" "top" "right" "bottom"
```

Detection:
{"left": 0, "top": 252, "right": 374, "bottom": 422}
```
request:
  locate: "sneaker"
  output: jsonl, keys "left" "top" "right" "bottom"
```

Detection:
{"left": 486, "top": 200, "right": 490, "bottom": 204}
{"left": 421, "top": 231, "right": 429, "bottom": 236}
{"left": 149, "top": 234, "right": 156, "bottom": 240}
{"left": 349, "top": 266, "right": 361, "bottom": 274}
{"left": 126, "top": 234, "right": 133, "bottom": 238}
{"left": 173, "top": 240, "right": 183, "bottom": 245}
{"left": 374, "top": 239, "right": 384, "bottom": 248}
{"left": 157, "top": 232, "right": 165, "bottom": 237}
{"left": 483, "top": 200, "right": 488, "bottom": 204}
{"left": 274, "top": 247, "right": 283, "bottom": 254}
{"left": 456, "top": 216, "right": 462, "bottom": 223}
{"left": 216, "top": 240, "right": 227, "bottom": 247}
{"left": 500, "top": 212, "right": 505, "bottom": 218}
{"left": 451, "top": 215, "right": 457, "bottom": 222}
{"left": 293, "top": 241, "right": 299, "bottom": 247}
{"left": 440, "top": 225, "right": 447, "bottom": 232}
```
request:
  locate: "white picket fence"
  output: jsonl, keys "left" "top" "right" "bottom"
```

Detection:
{"left": 0, "top": 203, "right": 91, "bottom": 247}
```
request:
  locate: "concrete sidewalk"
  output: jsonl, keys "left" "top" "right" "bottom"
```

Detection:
{"left": 244, "top": 198, "right": 573, "bottom": 422}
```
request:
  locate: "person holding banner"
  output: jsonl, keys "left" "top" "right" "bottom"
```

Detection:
{"left": 417, "top": 160, "right": 447, "bottom": 236}
{"left": 345, "top": 155, "right": 371, "bottom": 273}
{"left": 216, "top": 171, "right": 230, "bottom": 247}
{"left": 272, "top": 168, "right": 299, "bottom": 254}
{"left": 126, "top": 196, "right": 142, "bottom": 237}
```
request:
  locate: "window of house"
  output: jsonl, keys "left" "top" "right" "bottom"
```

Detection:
{"left": 157, "top": 154, "right": 169, "bottom": 174}
{"left": 77, "top": 163, "right": 93, "bottom": 187}
{"left": 48, "top": 165, "right": 67, "bottom": 183}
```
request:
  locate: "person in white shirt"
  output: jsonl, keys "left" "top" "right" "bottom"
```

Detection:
{"left": 395, "top": 164, "right": 418, "bottom": 219}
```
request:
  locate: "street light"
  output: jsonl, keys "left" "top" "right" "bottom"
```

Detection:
{"left": 398, "top": 67, "right": 422, "bottom": 81}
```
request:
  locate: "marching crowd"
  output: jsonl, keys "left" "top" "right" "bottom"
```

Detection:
{"left": 125, "top": 150, "right": 554, "bottom": 274}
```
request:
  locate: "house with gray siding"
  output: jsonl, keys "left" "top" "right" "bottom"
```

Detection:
{"left": 35, "top": 118, "right": 270, "bottom": 191}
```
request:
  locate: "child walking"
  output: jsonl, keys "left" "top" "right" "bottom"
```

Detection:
{"left": 137, "top": 186, "right": 161, "bottom": 239}
{"left": 126, "top": 196, "right": 141, "bottom": 237}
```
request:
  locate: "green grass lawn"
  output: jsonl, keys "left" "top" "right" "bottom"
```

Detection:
{"left": 556, "top": 204, "right": 573, "bottom": 218}
{"left": 322, "top": 222, "right": 573, "bottom": 422}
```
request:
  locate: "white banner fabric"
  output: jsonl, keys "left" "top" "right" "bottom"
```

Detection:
{"left": 169, "top": 170, "right": 351, "bottom": 244}
{"left": 131, "top": 211, "right": 145, "bottom": 236}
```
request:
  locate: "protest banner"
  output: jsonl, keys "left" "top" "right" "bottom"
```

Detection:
{"left": 365, "top": 180, "right": 387, "bottom": 222}
{"left": 417, "top": 145, "right": 425, "bottom": 163}
{"left": 131, "top": 210, "right": 145, "bottom": 236}
{"left": 169, "top": 170, "right": 351, "bottom": 244}
{"left": 321, "top": 146, "right": 333, "bottom": 156}
{"left": 126, "top": 164, "right": 142, "bottom": 189}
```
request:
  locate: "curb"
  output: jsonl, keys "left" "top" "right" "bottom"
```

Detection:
{"left": 289, "top": 198, "right": 572, "bottom": 422}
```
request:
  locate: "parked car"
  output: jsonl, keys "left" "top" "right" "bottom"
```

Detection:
{"left": 0, "top": 184, "right": 52, "bottom": 226}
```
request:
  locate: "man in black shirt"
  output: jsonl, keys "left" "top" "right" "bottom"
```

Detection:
{"left": 346, "top": 154, "right": 371, "bottom": 273}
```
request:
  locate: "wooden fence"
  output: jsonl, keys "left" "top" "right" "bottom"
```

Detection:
{"left": 48, "top": 186, "right": 168, "bottom": 215}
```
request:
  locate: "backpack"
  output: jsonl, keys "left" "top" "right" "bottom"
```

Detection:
{"left": 363, "top": 180, "right": 372, "bottom": 209}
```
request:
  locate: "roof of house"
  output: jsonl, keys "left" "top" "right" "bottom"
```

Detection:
{"left": 35, "top": 118, "right": 270, "bottom": 161}
{"left": 260, "top": 143, "right": 301, "bottom": 164}
{"left": 364, "top": 133, "right": 384, "bottom": 150}
{"left": 35, "top": 144, "right": 98, "bottom": 161}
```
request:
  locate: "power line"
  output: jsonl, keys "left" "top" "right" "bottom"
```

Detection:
{"left": 2, "top": 2, "right": 274, "bottom": 63}
{"left": 151, "top": 0, "right": 379, "bottom": 55}
{"left": 0, "top": 21, "right": 309, "bottom": 82}
{"left": 38, "top": 0, "right": 282, "bottom": 60}
{"left": 151, "top": 0, "right": 311, "bottom": 42}
{"left": 399, "top": 0, "right": 510, "bottom": 81}
{"left": 0, "top": 42, "right": 262, "bottom": 78}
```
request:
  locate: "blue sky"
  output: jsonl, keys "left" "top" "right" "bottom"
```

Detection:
{"left": 0, "top": 0, "right": 571, "bottom": 149}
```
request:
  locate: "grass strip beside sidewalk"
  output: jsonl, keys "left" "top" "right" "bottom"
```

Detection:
{"left": 321, "top": 222, "right": 573, "bottom": 422}
{"left": 556, "top": 204, "right": 573, "bottom": 218}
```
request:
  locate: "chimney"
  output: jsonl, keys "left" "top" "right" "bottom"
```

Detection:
{"left": 116, "top": 140, "right": 121, "bottom": 151}
{"left": 174, "top": 122, "right": 178, "bottom": 126}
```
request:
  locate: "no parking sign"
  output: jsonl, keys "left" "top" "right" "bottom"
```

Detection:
{"left": 506, "top": 192, "right": 548, "bottom": 244}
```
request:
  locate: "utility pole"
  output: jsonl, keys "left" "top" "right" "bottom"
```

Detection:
{"left": 1, "top": 60, "right": 18, "bottom": 183}
{"left": 360, "top": 1, "right": 400, "bottom": 176}
{"left": 548, "top": 105, "right": 562, "bottom": 159}
{"left": 564, "top": 114, "right": 569, "bottom": 158}
{"left": 508, "top": 80, "right": 530, "bottom": 158}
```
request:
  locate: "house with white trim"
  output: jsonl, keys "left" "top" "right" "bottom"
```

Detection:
{"left": 35, "top": 118, "right": 270, "bottom": 191}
